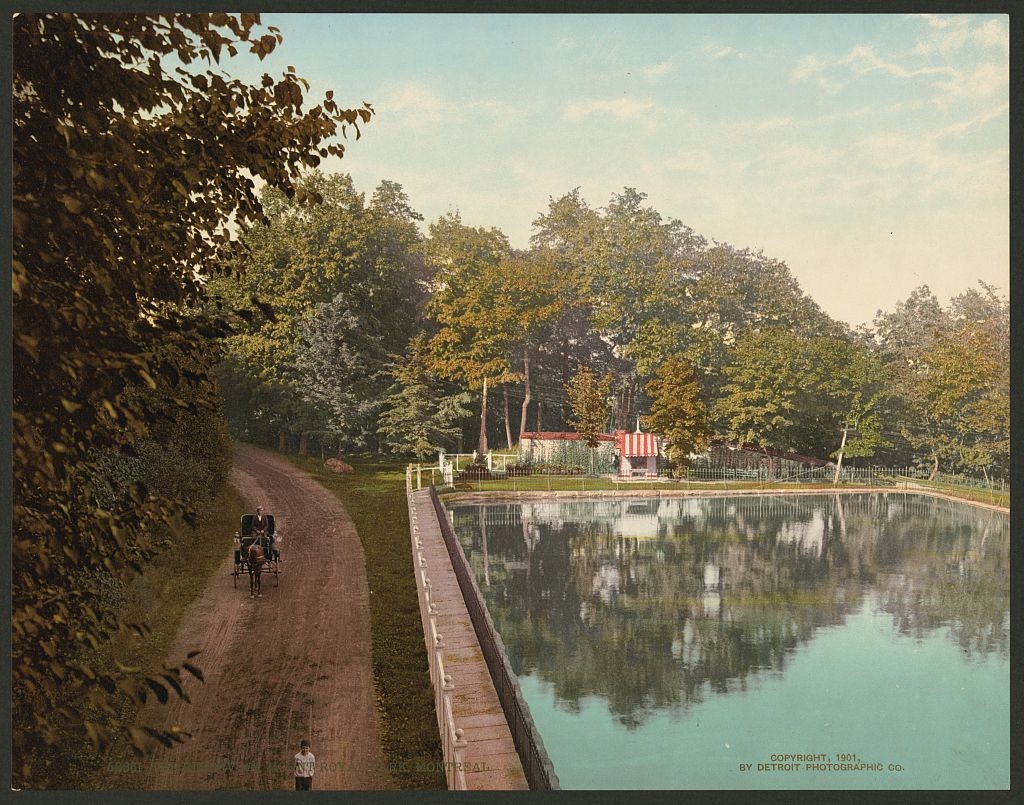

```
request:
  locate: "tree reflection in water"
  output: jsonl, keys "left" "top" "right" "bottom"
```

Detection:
{"left": 448, "top": 493, "right": 1009, "bottom": 729}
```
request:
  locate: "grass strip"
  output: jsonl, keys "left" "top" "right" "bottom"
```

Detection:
{"left": 892, "top": 478, "right": 1009, "bottom": 509}
{"left": 285, "top": 454, "right": 445, "bottom": 790}
{"left": 438, "top": 474, "right": 1008, "bottom": 509}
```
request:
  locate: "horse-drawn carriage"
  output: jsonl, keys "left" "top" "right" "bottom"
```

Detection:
{"left": 233, "top": 513, "right": 281, "bottom": 595}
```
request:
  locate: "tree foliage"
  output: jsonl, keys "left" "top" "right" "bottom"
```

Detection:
{"left": 377, "top": 335, "right": 473, "bottom": 460}
{"left": 643, "top": 357, "right": 713, "bottom": 469}
{"left": 565, "top": 367, "right": 614, "bottom": 448}
{"left": 424, "top": 213, "right": 514, "bottom": 452}
{"left": 713, "top": 329, "right": 891, "bottom": 475}
{"left": 212, "top": 171, "right": 423, "bottom": 451}
{"left": 13, "top": 12, "right": 372, "bottom": 785}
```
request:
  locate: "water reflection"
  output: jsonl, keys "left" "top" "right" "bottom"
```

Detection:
{"left": 448, "top": 494, "right": 1009, "bottom": 729}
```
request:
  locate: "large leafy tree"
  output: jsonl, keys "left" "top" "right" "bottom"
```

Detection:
{"left": 377, "top": 335, "right": 473, "bottom": 460}
{"left": 483, "top": 251, "right": 571, "bottom": 445}
{"left": 944, "top": 284, "right": 1009, "bottom": 479}
{"left": 643, "top": 357, "right": 713, "bottom": 471}
{"left": 682, "top": 244, "right": 842, "bottom": 398}
{"left": 531, "top": 188, "right": 705, "bottom": 427}
{"left": 712, "top": 329, "right": 887, "bottom": 477}
{"left": 13, "top": 12, "right": 371, "bottom": 784}
{"left": 871, "top": 286, "right": 952, "bottom": 477}
{"left": 424, "top": 213, "right": 513, "bottom": 454}
{"left": 887, "top": 283, "right": 1010, "bottom": 480}
{"left": 528, "top": 188, "right": 844, "bottom": 426}
{"left": 713, "top": 329, "right": 811, "bottom": 475}
{"left": 214, "top": 171, "right": 423, "bottom": 451}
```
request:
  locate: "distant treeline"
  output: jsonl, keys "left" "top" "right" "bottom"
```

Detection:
{"left": 214, "top": 171, "right": 1008, "bottom": 484}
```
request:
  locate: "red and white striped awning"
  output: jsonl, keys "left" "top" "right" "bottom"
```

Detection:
{"left": 617, "top": 430, "right": 659, "bottom": 457}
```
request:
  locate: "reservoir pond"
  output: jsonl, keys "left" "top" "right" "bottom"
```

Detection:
{"left": 445, "top": 493, "right": 1009, "bottom": 789}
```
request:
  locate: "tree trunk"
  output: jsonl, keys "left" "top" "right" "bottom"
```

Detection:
{"left": 298, "top": 431, "right": 308, "bottom": 456}
{"left": 618, "top": 381, "right": 636, "bottom": 431}
{"left": 928, "top": 452, "right": 939, "bottom": 481}
{"left": 503, "top": 385, "right": 513, "bottom": 450}
{"left": 536, "top": 398, "right": 543, "bottom": 433}
{"left": 278, "top": 429, "right": 288, "bottom": 452}
{"left": 519, "top": 350, "right": 532, "bottom": 444}
{"left": 478, "top": 377, "right": 489, "bottom": 456}
{"left": 832, "top": 423, "right": 849, "bottom": 484}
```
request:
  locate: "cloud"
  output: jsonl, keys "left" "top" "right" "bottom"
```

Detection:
{"left": 931, "top": 61, "right": 1008, "bottom": 106}
{"left": 565, "top": 97, "right": 655, "bottom": 122}
{"left": 973, "top": 18, "right": 1009, "bottom": 54}
{"left": 912, "top": 14, "right": 1008, "bottom": 57}
{"left": 381, "top": 82, "right": 450, "bottom": 121}
{"left": 838, "top": 44, "right": 958, "bottom": 81}
{"left": 701, "top": 40, "right": 738, "bottom": 60}
{"left": 788, "top": 55, "right": 843, "bottom": 94}
{"left": 935, "top": 102, "right": 1009, "bottom": 138}
{"left": 377, "top": 83, "right": 526, "bottom": 134}
{"left": 792, "top": 22, "right": 1006, "bottom": 111}
{"left": 642, "top": 59, "right": 673, "bottom": 79}
{"left": 663, "top": 150, "right": 718, "bottom": 175}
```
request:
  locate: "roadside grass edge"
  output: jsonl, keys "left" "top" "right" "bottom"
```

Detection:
{"left": 283, "top": 453, "right": 446, "bottom": 790}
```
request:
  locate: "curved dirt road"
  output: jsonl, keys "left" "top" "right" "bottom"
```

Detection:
{"left": 135, "top": 444, "right": 394, "bottom": 790}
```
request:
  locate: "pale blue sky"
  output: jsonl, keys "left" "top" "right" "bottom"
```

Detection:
{"left": 229, "top": 13, "right": 1009, "bottom": 328}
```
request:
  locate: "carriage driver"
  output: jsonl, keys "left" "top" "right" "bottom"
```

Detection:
{"left": 252, "top": 506, "right": 278, "bottom": 558}
{"left": 252, "top": 506, "right": 269, "bottom": 537}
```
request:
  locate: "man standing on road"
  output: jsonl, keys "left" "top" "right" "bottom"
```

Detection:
{"left": 294, "top": 739, "right": 315, "bottom": 790}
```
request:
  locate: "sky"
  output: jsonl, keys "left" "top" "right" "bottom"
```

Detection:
{"left": 225, "top": 12, "right": 1009, "bottom": 329}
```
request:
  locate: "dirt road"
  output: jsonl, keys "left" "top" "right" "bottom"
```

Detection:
{"left": 133, "top": 444, "right": 394, "bottom": 790}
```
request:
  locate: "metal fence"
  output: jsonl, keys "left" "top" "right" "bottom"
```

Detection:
{"left": 406, "top": 473, "right": 468, "bottom": 790}
{"left": 428, "top": 486, "right": 560, "bottom": 791}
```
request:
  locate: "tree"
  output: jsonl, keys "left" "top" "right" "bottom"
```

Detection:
{"left": 946, "top": 284, "right": 1010, "bottom": 479}
{"left": 871, "top": 286, "right": 951, "bottom": 477}
{"left": 13, "top": 13, "right": 372, "bottom": 784}
{"left": 565, "top": 367, "right": 614, "bottom": 447}
{"left": 907, "top": 284, "right": 1010, "bottom": 480}
{"left": 295, "top": 295, "right": 387, "bottom": 453}
{"left": 712, "top": 330, "right": 885, "bottom": 478}
{"left": 531, "top": 187, "right": 706, "bottom": 428}
{"left": 643, "top": 357, "right": 713, "bottom": 471}
{"left": 485, "top": 251, "right": 571, "bottom": 444}
{"left": 681, "top": 244, "right": 842, "bottom": 398}
{"left": 713, "top": 330, "right": 809, "bottom": 476}
{"left": 377, "top": 335, "right": 473, "bottom": 460}
{"left": 213, "top": 172, "right": 424, "bottom": 452}
{"left": 424, "top": 213, "right": 513, "bottom": 454}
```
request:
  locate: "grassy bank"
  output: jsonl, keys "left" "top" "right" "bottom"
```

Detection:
{"left": 894, "top": 477, "right": 1009, "bottom": 509}
{"left": 69, "top": 483, "right": 245, "bottom": 789}
{"left": 285, "top": 454, "right": 446, "bottom": 790}
{"left": 437, "top": 474, "right": 1009, "bottom": 510}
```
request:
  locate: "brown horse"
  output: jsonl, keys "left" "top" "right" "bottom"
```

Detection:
{"left": 246, "top": 542, "right": 267, "bottom": 598}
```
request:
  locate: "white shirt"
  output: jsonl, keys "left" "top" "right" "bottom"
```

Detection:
{"left": 294, "top": 750, "right": 315, "bottom": 778}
